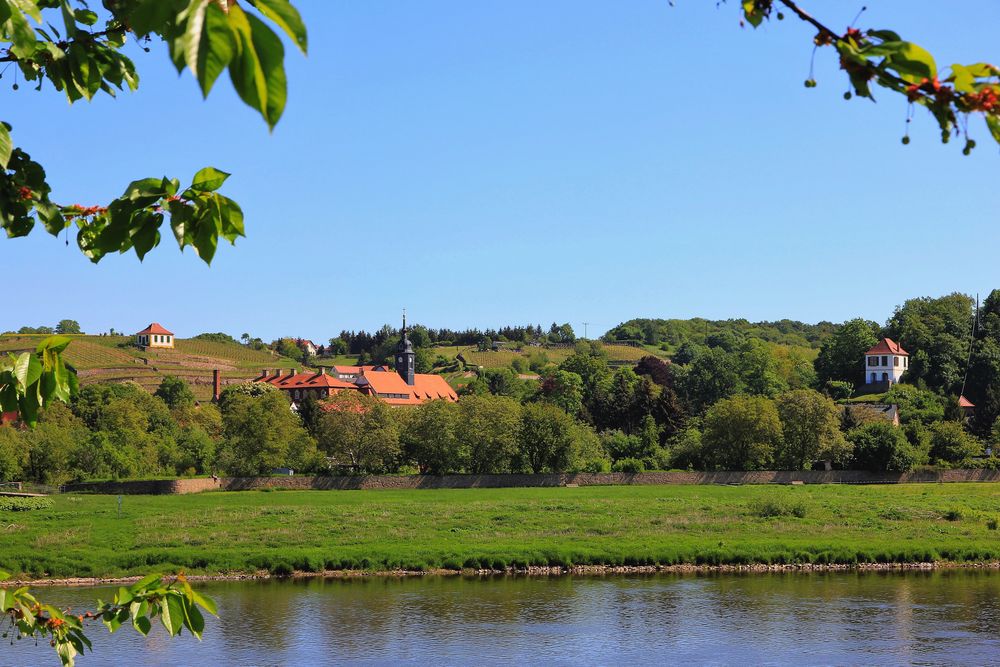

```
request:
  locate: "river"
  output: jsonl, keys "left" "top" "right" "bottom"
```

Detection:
{"left": 6, "top": 571, "right": 1000, "bottom": 665}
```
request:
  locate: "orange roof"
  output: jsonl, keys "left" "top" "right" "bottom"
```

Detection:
{"left": 959, "top": 395, "right": 975, "bottom": 408}
{"left": 252, "top": 367, "right": 457, "bottom": 405}
{"left": 865, "top": 337, "right": 908, "bottom": 356}
{"left": 357, "top": 369, "right": 459, "bottom": 405}
{"left": 255, "top": 370, "right": 356, "bottom": 390}
{"left": 135, "top": 322, "right": 173, "bottom": 336}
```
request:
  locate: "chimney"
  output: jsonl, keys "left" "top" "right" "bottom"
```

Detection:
{"left": 319, "top": 367, "right": 326, "bottom": 375}
{"left": 212, "top": 369, "right": 221, "bottom": 402}
{"left": 259, "top": 368, "right": 269, "bottom": 379}
{"left": 289, "top": 368, "right": 297, "bottom": 376}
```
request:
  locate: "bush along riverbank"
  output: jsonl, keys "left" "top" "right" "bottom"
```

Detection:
{"left": 4, "top": 484, "right": 1000, "bottom": 580}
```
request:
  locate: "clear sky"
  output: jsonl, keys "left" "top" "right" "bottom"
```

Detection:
{"left": 3, "top": 1, "right": 998, "bottom": 341}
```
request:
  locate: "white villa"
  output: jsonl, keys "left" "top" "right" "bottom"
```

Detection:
{"left": 864, "top": 337, "right": 908, "bottom": 385}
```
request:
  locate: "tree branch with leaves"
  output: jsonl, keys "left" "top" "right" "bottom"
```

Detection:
{"left": 1, "top": 0, "right": 306, "bottom": 264}
{"left": 739, "top": 0, "right": 999, "bottom": 152}
{"left": 1, "top": 571, "right": 217, "bottom": 667}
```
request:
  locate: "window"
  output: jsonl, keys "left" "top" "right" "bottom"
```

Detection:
{"left": 868, "top": 357, "right": 877, "bottom": 367}
{"left": 871, "top": 372, "right": 877, "bottom": 383}
{"left": 882, "top": 372, "right": 888, "bottom": 382}
{"left": 293, "top": 390, "right": 300, "bottom": 399}
{"left": 894, "top": 357, "right": 899, "bottom": 367}
{"left": 881, "top": 356, "right": 888, "bottom": 366}
{"left": 904, "top": 357, "right": 908, "bottom": 368}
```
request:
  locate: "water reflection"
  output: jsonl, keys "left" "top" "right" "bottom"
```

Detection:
{"left": 7, "top": 571, "right": 1000, "bottom": 665}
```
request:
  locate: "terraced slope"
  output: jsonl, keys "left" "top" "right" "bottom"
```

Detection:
{"left": 0, "top": 334, "right": 299, "bottom": 401}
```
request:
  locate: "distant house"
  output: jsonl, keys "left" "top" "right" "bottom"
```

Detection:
{"left": 845, "top": 403, "right": 900, "bottom": 427}
{"left": 254, "top": 315, "right": 458, "bottom": 406}
{"left": 135, "top": 323, "right": 175, "bottom": 349}
{"left": 297, "top": 339, "right": 317, "bottom": 356}
{"left": 864, "top": 337, "right": 908, "bottom": 386}
{"left": 959, "top": 395, "right": 976, "bottom": 421}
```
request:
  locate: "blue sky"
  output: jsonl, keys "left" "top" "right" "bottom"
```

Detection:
{"left": 3, "top": 1, "right": 998, "bottom": 341}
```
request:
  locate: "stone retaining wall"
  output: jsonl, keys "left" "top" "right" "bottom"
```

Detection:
{"left": 63, "top": 469, "right": 1000, "bottom": 495}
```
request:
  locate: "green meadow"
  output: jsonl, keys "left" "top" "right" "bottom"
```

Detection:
{"left": 3, "top": 484, "right": 1000, "bottom": 579}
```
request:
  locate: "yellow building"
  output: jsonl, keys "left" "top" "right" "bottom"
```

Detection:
{"left": 135, "top": 322, "right": 175, "bottom": 349}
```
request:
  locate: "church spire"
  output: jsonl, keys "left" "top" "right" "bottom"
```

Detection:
{"left": 397, "top": 308, "right": 415, "bottom": 385}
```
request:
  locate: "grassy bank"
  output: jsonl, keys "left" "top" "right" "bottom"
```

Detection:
{"left": 3, "top": 484, "right": 1000, "bottom": 579}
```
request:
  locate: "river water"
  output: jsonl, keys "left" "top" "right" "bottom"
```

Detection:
{"left": 6, "top": 571, "right": 1000, "bottom": 665}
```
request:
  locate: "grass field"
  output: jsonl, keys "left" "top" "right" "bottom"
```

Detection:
{"left": 3, "top": 484, "right": 1000, "bottom": 579}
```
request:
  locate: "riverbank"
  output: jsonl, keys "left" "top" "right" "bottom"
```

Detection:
{"left": 12, "top": 560, "right": 1000, "bottom": 587}
{"left": 4, "top": 484, "right": 1000, "bottom": 580}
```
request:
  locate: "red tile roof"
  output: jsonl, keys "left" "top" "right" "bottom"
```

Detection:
{"left": 254, "top": 367, "right": 458, "bottom": 405}
{"left": 135, "top": 322, "right": 174, "bottom": 336}
{"left": 959, "top": 395, "right": 975, "bottom": 408}
{"left": 357, "top": 369, "right": 458, "bottom": 405}
{"left": 865, "top": 337, "right": 908, "bottom": 356}
{"left": 255, "top": 370, "right": 356, "bottom": 390}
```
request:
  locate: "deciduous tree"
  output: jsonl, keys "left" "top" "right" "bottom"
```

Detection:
{"left": 701, "top": 396, "right": 782, "bottom": 471}
{"left": 775, "top": 389, "right": 850, "bottom": 469}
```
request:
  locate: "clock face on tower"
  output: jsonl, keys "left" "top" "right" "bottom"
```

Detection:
{"left": 397, "top": 356, "right": 402, "bottom": 364}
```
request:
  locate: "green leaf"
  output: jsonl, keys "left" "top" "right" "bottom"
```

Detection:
{"left": 196, "top": 2, "right": 237, "bottom": 96}
{"left": 4, "top": 1, "right": 38, "bottom": 59}
{"left": 128, "top": 573, "right": 163, "bottom": 593}
{"left": 949, "top": 64, "right": 975, "bottom": 93}
{"left": 190, "top": 166, "right": 230, "bottom": 192}
{"left": 182, "top": 0, "right": 211, "bottom": 77}
{"left": 247, "top": 11, "right": 286, "bottom": 129}
{"left": 227, "top": 4, "right": 287, "bottom": 129}
{"left": 162, "top": 594, "right": 185, "bottom": 636}
{"left": 115, "top": 586, "right": 134, "bottom": 605}
{"left": 127, "top": 0, "right": 174, "bottom": 36}
{"left": 190, "top": 588, "right": 218, "bottom": 616}
{"left": 741, "top": 0, "right": 764, "bottom": 27}
{"left": 36, "top": 335, "right": 71, "bottom": 355}
{"left": 986, "top": 115, "right": 1000, "bottom": 145}
{"left": 55, "top": 639, "right": 77, "bottom": 667}
{"left": 249, "top": 0, "right": 307, "bottom": 53}
{"left": 73, "top": 8, "right": 97, "bottom": 25}
{"left": 867, "top": 29, "right": 901, "bottom": 42}
{"left": 181, "top": 596, "right": 205, "bottom": 639}
{"left": 885, "top": 41, "right": 937, "bottom": 83}
{"left": 0, "top": 122, "right": 11, "bottom": 169}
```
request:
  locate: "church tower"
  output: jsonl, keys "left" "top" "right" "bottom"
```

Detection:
{"left": 396, "top": 310, "right": 415, "bottom": 386}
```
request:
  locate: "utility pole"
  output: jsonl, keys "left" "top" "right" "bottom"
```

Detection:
{"left": 582, "top": 322, "right": 590, "bottom": 340}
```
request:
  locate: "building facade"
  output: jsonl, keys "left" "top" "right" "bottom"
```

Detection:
{"left": 135, "top": 323, "right": 175, "bottom": 349}
{"left": 864, "top": 337, "right": 908, "bottom": 385}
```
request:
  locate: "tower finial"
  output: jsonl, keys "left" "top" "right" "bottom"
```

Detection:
{"left": 402, "top": 307, "right": 407, "bottom": 332}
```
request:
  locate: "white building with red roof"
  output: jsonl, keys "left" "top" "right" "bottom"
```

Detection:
{"left": 864, "top": 337, "right": 908, "bottom": 385}
{"left": 135, "top": 322, "right": 175, "bottom": 349}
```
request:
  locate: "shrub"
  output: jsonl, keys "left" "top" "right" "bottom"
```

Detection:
{"left": 611, "top": 458, "right": 646, "bottom": 473}
{"left": 824, "top": 380, "right": 854, "bottom": 401}
{"left": 0, "top": 496, "right": 54, "bottom": 511}
{"left": 987, "top": 517, "right": 998, "bottom": 531}
{"left": 748, "top": 497, "right": 807, "bottom": 519}
{"left": 848, "top": 421, "right": 919, "bottom": 472}
{"left": 943, "top": 509, "right": 964, "bottom": 522}
{"left": 582, "top": 458, "right": 611, "bottom": 473}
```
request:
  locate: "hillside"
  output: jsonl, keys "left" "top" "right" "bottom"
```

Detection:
{"left": 603, "top": 318, "right": 837, "bottom": 351}
{"left": 0, "top": 335, "right": 299, "bottom": 401}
